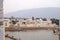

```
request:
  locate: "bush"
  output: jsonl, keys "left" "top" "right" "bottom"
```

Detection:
{"left": 51, "top": 18, "right": 59, "bottom": 25}
{"left": 12, "top": 20, "right": 16, "bottom": 24}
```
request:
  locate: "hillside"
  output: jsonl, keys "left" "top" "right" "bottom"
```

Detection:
{"left": 4, "top": 7, "right": 60, "bottom": 19}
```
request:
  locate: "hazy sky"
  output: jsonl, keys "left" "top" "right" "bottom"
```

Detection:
{"left": 4, "top": 0, "right": 60, "bottom": 14}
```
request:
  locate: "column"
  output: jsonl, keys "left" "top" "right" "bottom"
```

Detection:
{"left": 0, "top": 0, "right": 5, "bottom": 40}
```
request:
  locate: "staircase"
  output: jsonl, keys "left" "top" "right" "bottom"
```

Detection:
{"left": 5, "top": 34, "right": 20, "bottom": 40}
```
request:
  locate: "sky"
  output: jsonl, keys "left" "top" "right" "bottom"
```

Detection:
{"left": 4, "top": 0, "right": 60, "bottom": 14}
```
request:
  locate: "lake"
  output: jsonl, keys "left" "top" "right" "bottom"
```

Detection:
{"left": 5, "top": 30, "right": 59, "bottom": 40}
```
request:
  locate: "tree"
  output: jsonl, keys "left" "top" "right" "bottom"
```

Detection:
{"left": 51, "top": 18, "right": 59, "bottom": 25}
{"left": 12, "top": 20, "right": 16, "bottom": 24}
{"left": 42, "top": 18, "right": 47, "bottom": 21}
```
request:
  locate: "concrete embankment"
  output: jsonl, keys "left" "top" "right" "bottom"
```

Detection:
{"left": 5, "top": 26, "right": 59, "bottom": 31}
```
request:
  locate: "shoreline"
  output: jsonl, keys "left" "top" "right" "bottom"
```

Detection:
{"left": 5, "top": 27, "right": 59, "bottom": 32}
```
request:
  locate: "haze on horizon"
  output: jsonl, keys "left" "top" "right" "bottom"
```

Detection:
{"left": 4, "top": 0, "right": 60, "bottom": 14}
{"left": 4, "top": 0, "right": 60, "bottom": 19}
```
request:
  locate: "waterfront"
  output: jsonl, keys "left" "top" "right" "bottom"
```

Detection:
{"left": 5, "top": 30, "right": 59, "bottom": 40}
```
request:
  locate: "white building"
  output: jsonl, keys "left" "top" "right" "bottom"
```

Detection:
{"left": 16, "top": 18, "right": 55, "bottom": 27}
{"left": 4, "top": 18, "right": 58, "bottom": 27}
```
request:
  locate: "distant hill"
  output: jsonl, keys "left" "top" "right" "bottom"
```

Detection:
{"left": 4, "top": 7, "right": 60, "bottom": 19}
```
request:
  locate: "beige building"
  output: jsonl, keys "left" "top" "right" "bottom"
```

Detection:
{"left": 4, "top": 18, "right": 58, "bottom": 27}
{"left": 3, "top": 19, "right": 11, "bottom": 27}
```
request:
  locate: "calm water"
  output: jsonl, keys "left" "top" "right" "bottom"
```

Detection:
{"left": 5, "top": 30, "right": 59, "bottom": 40}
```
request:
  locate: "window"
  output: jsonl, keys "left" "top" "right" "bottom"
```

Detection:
{"left": 5, "top": 23, "right": 7, "bottom": 26}
{"left": 22, "top": 22, "right": 26, "bottom": 24}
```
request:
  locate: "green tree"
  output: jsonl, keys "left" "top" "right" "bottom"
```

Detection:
{"left": 51, "top": 18, "right": 59, "bottom": 25}
{"left": 12, "top": 20, "right": 16, "bottom": 24}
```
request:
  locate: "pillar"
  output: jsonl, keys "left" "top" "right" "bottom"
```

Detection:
{"left": 0, "top": 0, "right": 5, "bottom": 40}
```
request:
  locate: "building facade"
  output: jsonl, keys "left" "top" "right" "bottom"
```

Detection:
{"left": 4, "top": 18, "right": 58, "bottom": 27}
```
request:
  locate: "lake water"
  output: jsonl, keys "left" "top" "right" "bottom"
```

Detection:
{"left": 5, "top": 30, "right": 59, "bottom": 40}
